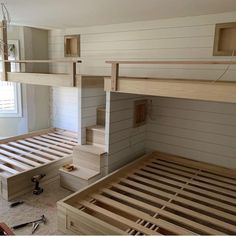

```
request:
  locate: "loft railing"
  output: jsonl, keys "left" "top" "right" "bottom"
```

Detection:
{"left": 106, "top": 60, "right": 236, "bottom": 91}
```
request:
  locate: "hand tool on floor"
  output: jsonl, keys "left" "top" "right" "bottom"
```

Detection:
{"left": 0, "top": 223, "right": 14, "bottom": 235}
{"left": 31, "top": 174, "right": 46, "bottom": 195}
{"left": 10, "top": 201, "right": 24, "bottom": 208}
{"left": 31, "top": 222, "right": 39, "bottom": 234}
{"left": 11, "top": 215, "right": 46, "bottom": 230}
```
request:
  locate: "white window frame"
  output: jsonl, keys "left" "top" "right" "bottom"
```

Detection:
{"left": 0, "top": 40, "right": 22, "bottom": 118}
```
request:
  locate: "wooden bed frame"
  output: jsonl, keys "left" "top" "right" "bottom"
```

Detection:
{"left": 0, "top": 128, "right": 78, "bottom": 200}
{"left": 58, "top": 151, "right": 236, "bottom": 235}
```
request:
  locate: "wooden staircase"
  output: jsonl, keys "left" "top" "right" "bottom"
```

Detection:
{"left": 59, "top": 106, "right": 107, "bottom": 191}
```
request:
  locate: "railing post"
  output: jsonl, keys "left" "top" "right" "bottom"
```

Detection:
{"left": 0, "top": 20, "right": 10, "bottom": 81}
{"left": 71, "top": 62, "right": 76, "bottom": 87}
{"left": 111, "top": 62, "right": 119, "bottom": 91}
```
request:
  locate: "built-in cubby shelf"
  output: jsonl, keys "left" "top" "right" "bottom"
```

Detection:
{"left": 213, "top": 22, "right": 236, "bottom": 56}
{"left": 64, "top": 35, "right": 80, "bottom": 57}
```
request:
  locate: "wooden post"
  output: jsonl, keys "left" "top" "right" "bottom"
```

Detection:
{"left": 0, "top": 20, "right": 10, "bottom": 81}
{"left": 71, "top": 62, "right": 76, "bottom": 87}
{"left": 111, "top": 63, "right": 119, "bottom": 91}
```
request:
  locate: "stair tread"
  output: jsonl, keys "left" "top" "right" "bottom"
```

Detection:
{"left": 60, "top": 165, "right": 100, "bottom": 180}
{"left": 74, "top": 144, "right": 105, "bottom": 155}
{"left": 97, "top": 107, "right": 105, "bottom": 111}
{"left": 86, "top": 125, "right": 105, "bottom": 132}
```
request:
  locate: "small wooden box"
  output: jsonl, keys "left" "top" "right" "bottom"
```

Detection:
{"left": 213, "top": 22, "right": 236, "bottom": 56}
{"left": 64, "top": 35, "right": 80, "bottom": 57}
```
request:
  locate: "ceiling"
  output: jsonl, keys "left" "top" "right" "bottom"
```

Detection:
{"left": 4, "top": 0, "right": 236, "bottom": 29}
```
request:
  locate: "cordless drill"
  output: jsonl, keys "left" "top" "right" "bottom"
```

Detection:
{"left": 31, "top": 174, "right": 46, "bottom": 195}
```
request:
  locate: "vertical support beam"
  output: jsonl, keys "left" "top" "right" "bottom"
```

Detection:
{"left": 0, "top": 20, "right": 10, "bottom": 81}
{"left": 71, "top": 62, "right": 76, "bottom": 87}
{"left": 111, "top": 63, "right": 119, "bottom": 91}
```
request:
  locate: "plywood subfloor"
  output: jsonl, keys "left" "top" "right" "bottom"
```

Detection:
{"left": 0, "top": 180, "right": 72, "bottom": 235}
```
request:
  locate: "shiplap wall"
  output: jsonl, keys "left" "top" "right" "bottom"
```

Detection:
{"left": 48, "top": 11, "right": 236, "bottom": 169}
{"left": 146, "top": 97, "right": 236, "bottom": 169}
{"left": 106, "top": 92, "right": 146, "bottom": 172}
{"left": 80, "top": 87, "right": 106, "bottom": 144}
{"left": 50, "top": 87, "right": 79, "bottom": 132}
{"left": 49, "top": 11, "right": 236, "bottom": 81}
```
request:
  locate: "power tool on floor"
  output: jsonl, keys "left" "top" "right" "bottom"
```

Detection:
{"left": 31, "top": 174, "right": 46, "bottom": 195}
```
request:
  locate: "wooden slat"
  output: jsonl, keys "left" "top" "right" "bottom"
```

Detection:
{"left": 122, "top": 177, "right": 236, "bottom": 223}
{"left": 149, "top": 161, "right": 236, "bottom": 191}
{"left": 25, "top": 138, "right": 72, "bottom": 154}
{"left": 153, "top": 159, "right": 236, "bottom": 186}
{"left": 0, "top": 144, "right": 50, "bottom": 164}
{"left": 101, "top": 188, "right": 223, "bottom": 235}
{"left": 48, "top": 133, "right": 78, "bottom": 142}
{"left": 0, "top": 149, "right": 40, "bottom": 167}
{"left": 129, "top": 173, "right": 236, "bottom": 213}
{"left": 0, "top": 163, "right": 18, "bottom": 175}
{"left": 141, "top": 166, "right": 236, "bottom": 199}
{"left": 153, "top": 152, "right": 236, "bottom": 178}
{"left": 137, "top": 169, "right": 236, "bottom": 208}
{"left": 41, "top": 134, "right": 77, "bottom": 146}
{"left": 34, "top": 137, "right": 74, "bottom": 149}
{"left": 111, "top": 183, "right": 236, "bottom": 233}
{"left": 9, "top": 142, "right": 60, "bottom": 160}
{"left": 91, "top": 193, "right": 195, "bottom": 235}
{"left": 80, "top": 200, "right": 159, "bottom": 235}
{"left": 0, "top": 155, "right": 31, "bottom": 170}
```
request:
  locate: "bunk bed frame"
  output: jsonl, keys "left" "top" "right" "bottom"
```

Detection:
{"left": 105, "top": 60, "right": 236, "bottom": 103}
{"left": 0, "top": 128, "right": 78, "bottom": 200}
{"left": 58, "top": 151, "right": 236, "bottom": 235}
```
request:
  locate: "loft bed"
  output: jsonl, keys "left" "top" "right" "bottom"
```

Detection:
{"left": 58, "top": 151, "right": 236, "bottom": 235}
{"left": 0, "top": 128, "right": 78, "bottom": 200}
{"left": 105, "top": 60, "right": 236, "bottom": 103}
{"left": 0, "top": 59, "right": 106, "bottom": 87}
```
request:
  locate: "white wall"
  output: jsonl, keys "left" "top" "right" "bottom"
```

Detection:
{"left": 48, "top": 11, "right": 236, "bottom": 169}
{"left": 146, "top": 97, "right": 236, "bottom": 169}
{"left": 106, "top": 93, "right": 146, "bottom": 172}
{"left": 50, "top": 87, "right": 79, "bottom": 132}
{"left": 0, "top": 26, "right": 50, "bottom": 138}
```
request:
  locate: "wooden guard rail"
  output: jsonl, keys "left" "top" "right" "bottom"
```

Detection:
{"left": 106, "top": 60, "right": 236, "bottom": 91}
{"left": 1, "top": 59, "right": 82, "bottom": 87}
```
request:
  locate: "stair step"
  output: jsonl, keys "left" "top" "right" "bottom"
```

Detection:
{"left": 60, "top": 165, "right": 100, "bottom": 181}
{"left": 86, "top": 125, "right": 105, "bottom": 146}
{"left": 73, "top": 144, "right": 106, "bottom": 172}
{"left": 74, "top": 144, "right": 105, "bottom": 155}
{"left": 97, "top": 107, "right": 105, "bottom": 126}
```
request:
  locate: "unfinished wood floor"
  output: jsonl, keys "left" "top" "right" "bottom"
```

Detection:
{"left": 64, "top": 152, "right": 236, "bottom": 235}
{"left": 0, "top": 130, "right": 78, "bottom": 177}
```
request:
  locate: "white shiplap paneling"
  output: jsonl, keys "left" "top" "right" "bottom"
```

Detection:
{"left": 106, "top": 93, "right": 146, "bottom": 172}
{"left": 146, "top": 97, "right": 236, "bottom": 169}
{"left": 50, "top": 87, "right": 79, "bottom": 132}
{"left": 49, "top": 11, "right": 236, "bottom": 170}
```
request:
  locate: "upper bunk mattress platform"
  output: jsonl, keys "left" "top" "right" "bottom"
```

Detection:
{"left": 0, "top": 128, "right": 78, "bottom": 200}
{"left": 58, "top": 151, "right": 236, "bottom": 235}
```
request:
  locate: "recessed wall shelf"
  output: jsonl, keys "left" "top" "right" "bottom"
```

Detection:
{"left": 64, "top": 35, "right": 80, "bottom": 57}
{"left": 213, "top": 22, "right": 236, "bottom": 56}
{"left": 133, "top": 99, "right": 148, "bottom": 127}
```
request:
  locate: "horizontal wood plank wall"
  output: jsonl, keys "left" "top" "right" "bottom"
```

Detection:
{"left": 146, "top": 97, "right": 236, "bottom": 169}
{"left": 50, "top": 87, "right": 79, "bottom": 133}
{"left": 80, "top": 87, "right": 106, "bottom": 144}
{"left": 106, "top": 93, "right": 146, "bottom": 172}
{"left": 48, "top": 11, "right": 236, "bottom": 81}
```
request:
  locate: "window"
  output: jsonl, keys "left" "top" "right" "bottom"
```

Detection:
{"left": 0, "top": 40, "right": 22, "bottom": 117}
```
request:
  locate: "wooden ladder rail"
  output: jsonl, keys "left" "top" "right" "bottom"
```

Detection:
{"left": 106, "top": 60, "right": 236, "bottom": 91}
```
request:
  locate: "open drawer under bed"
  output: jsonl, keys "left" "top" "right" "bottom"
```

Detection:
{"left": 58, "top": 151, "right": 236, "bottom": 235}
{"left": 0, "top": 128, "right": 78, "bottom": 200}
